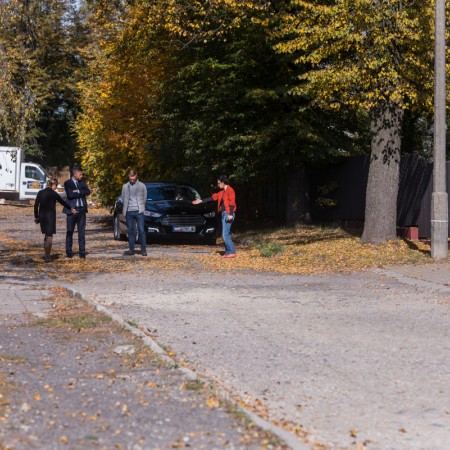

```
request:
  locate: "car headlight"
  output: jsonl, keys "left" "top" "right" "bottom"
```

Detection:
{"left": 144, "top": 211, "right": 162, "bottom": 217}
{"left": 203, "top": 212, "right": 216, "bottom": 218}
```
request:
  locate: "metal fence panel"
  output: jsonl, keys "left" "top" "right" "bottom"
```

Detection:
{"left": 310, "top": 154, "right": 448, "bottom": 238}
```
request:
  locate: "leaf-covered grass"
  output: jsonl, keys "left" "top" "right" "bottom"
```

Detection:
{"left": 181, "top": 380, "right": 205, "bottom": 391}
{"left": 35, "top": 314, "right": 112, "bottom": 330}
{"left": 199, "top": 225, "right": 435, "bottom": 274}
{"left": 255, "top": 241, "right": 286, "bottom": 258}
{"left": 33, "top": 288, "right": 112, "bottom": 331}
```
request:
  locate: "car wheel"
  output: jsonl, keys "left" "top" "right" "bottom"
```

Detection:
{"left": 113, "top": 215, "right": 127, "bottom": 241}
{"left": 128, "top": 221, "right": 139, "bottom": 244}
{"left": 205, "top": 237, "right": 217, "bottom": 246}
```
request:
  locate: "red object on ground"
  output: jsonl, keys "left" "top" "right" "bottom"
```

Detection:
{"left": 406, "top": 227, "right": 419, "bottom": 240}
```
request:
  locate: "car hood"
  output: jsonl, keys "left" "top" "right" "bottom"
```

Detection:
{"left": 146, "top": 200, "right": 214, "bottom": 214}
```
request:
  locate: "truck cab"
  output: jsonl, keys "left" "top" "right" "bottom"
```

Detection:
{"left": 20, "top": 163, "right": 67, "bottom": 201}
{"left": 0, "top": 147, "right": 66, "bottom": 201}
{"left": 21, "top": 163, "right": 47, "bottom": 199}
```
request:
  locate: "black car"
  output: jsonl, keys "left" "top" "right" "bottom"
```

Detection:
{"left": 113, "top": 182, "right": 217, "bottom": 244}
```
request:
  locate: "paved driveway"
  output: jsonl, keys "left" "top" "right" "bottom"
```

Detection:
{"left": 71, "top": 266, "right": 450, "bottom": 450}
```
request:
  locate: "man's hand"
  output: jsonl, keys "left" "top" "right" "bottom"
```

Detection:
{"left": 71, "top": 208, "right": 78, "bottom": 214}
{"left": 34, "top": 218, "right": 39, "bottom": 224}
{"left": 192, "top": 199, "right": 202, "bottom": 205}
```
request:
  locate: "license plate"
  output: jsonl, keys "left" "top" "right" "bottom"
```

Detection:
{"left": 173, "top": 226, "right": 196, "bottom": 232}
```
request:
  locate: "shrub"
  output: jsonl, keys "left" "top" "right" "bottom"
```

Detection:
{"left": 256, "top": 241, "right": 285, "bottom": 258}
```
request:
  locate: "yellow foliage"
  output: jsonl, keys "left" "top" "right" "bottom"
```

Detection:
{"left": 0, "top": 0, "right": 39, "bottom": 144}
{"left": 74, "top": 3, "right": 167, "bottom": 203}
{"left": 74, "top": 0, "right": 266, "bottom": 204}
{"left": 275, "top": 0, "right": 436, "bottom": 112}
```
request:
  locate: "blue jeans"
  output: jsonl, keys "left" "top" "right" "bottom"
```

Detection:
{"left": 126, "top": 211, "right": 146, "bottom": 253}
{"left": 221, "top": 211, "right": 236, "bottom": 255}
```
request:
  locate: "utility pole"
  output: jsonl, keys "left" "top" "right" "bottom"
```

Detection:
{"left": 431, "top": 0, "right": 448, "bottom": 259}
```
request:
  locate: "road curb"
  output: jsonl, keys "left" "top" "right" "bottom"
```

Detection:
{"left": 65, "top": 287, "right": 311, "bottom": 450}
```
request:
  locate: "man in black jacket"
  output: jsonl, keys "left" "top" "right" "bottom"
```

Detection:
{"left": 63, "top": 167, "right": 91, "bottom": 258}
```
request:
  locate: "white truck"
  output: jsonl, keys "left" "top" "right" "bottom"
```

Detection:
{"left": 0, "top": 146, "right": 65, "bottom": 201}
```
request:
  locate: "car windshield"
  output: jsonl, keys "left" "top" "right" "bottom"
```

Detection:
{"left": 146, "top": 185, "right": 200, "bottom": 202}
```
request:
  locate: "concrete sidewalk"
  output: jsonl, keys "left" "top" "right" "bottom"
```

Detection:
{"left": 380, "top": 261, "right": 450, "bottom": 292}
{"left": 0, "top": 259, "right": 54, "bottom": 317}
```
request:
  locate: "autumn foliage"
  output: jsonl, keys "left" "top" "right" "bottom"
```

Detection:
{"left": 1, "top": 0, "right": 445, "bottom": 244}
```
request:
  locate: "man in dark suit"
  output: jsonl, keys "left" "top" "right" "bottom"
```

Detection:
{"left": 63, "top": 167, "right": 91, "bottom": 258}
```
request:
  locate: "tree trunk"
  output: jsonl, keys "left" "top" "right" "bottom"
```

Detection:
{"left": 361, "top": 104, "right": 404, "bottom": 244}
{"left": 286, "top": 163, "right": 310, "bottom": 227}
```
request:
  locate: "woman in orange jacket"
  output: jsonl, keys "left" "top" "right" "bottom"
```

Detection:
{"left": 193, "top": 175, "right": 237, "bottom": 258}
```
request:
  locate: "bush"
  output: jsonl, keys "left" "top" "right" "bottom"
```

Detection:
{"left": 256, "top": 241, "right": 285, "bottom": 258}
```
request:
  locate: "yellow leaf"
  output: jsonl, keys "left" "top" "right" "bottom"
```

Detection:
{"left": 206, "top": 396, "right": 219, "bottom": 408}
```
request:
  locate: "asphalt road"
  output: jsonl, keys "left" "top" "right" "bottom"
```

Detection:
{"left": 72, "top": 269, "right": 450, "bottom": 450}
{"left": 2, "top": 206, "right": 450, "bottom": 449}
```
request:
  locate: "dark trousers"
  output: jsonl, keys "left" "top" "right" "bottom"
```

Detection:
{"left": 66, "top": 208, "right": 87, "bottom": 256}
{"left": 126, "top": 211, "right": 146, "bottom": 253}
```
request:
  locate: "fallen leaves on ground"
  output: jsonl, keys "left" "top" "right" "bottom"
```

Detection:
{"left": 206, "top": 395, "right": 220, "bottom": 408}
{"left": 0, "top": 374, "right": 11, "bottom": 412}
{"left": 0, "top": 228, "right": 188, "bottom": 279}
{"left": 38, "top": 256, "right": 187, "bottom": 280}
{"left": 0, "top": 205, "right": 442, "bottom": 277}
{"left": 196, "top": 226, "right": 436, "bottom": 274}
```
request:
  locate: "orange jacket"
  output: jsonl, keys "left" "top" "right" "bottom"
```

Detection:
{"left": 212, "top": 186, "right": 237, "bottom": 214}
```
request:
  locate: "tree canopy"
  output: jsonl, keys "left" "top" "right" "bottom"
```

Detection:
{"left": 0, "top": 0, "right": 444, "bottom": 241}
{"left": 275, "top": 0, "right": 435, "bottom": 242}
{"left": 0, "top": 0, "right": 85, "bottom": 164}
{"left": 74, "top": 0, "right": 367, "bottom": 205}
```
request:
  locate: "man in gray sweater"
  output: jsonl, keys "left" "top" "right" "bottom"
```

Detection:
{"left": 121, "top": 169, "right": 148, "bottom": 256}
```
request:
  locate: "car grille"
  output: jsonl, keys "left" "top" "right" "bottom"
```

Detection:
{"left": 161, "top": 215, "right": 206, "bottom": 226}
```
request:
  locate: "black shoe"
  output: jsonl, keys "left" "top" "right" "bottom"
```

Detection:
{"left": 66, "top": 253, "right": 73, "bottom": 258}
{"left": 79, "top": 254, "right": 86, "bottom": 259}
{"left": 124, "top": 250, "right": 135, "bottom": 256}
{"left": 141, "top": 251, "right": 147, "bottom": 256}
